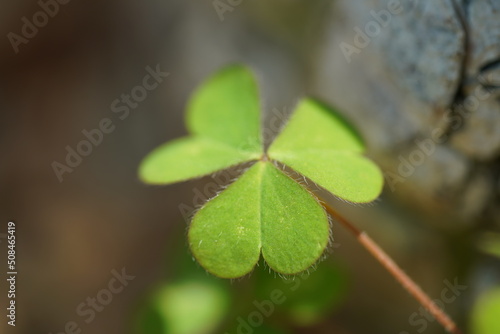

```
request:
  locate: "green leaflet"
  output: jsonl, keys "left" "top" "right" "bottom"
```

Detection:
{"left": 260, "top": 162, "right": 330, "bottom": 274}
{"left": 140, "top": 65, "right": 263, "bottom": 185}
{"left": 269, "top": 99, "right": 364, "bottom": 153}
{"left": 269, "top": 151, "right": 383, "bottom": 203}
{"left": 188, "top": 161, "right": 330, "bottom": 278}
{"left": 187, "top": 65, "right": 262, "bottom": 154}
{"left": 268, "top": 99, "right": 383, "bottom": 203}
{"left": 139, "top": 137, "right": 258, "bottom": 185}
{"left": 188, "top": 162, "right": 263, "bottom": 278}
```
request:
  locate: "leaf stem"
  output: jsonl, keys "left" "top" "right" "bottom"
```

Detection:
{"left": 321, "top": 202, "right": 463, "bottom": 334}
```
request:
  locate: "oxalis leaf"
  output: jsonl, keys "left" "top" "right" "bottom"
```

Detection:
{"left": 138, "top": 65, "right": 384, "bottom": 278}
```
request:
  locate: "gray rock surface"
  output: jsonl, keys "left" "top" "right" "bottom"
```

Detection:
{"left": 314, "top": 0, "right": 500, "bottom": 228}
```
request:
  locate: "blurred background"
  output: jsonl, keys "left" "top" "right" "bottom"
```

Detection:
{"left": 1, "top": 0, "right": 499, "bottom": 333}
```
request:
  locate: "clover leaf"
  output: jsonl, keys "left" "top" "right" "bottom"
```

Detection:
{"left": 139, "top": 65, "right": 384, "bottom": 278}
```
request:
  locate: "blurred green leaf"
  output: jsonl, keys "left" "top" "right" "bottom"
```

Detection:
{"left": 268, "top": 99, "right": 383, "bottom": 203}
{"left": 476, "top": 232, "right": 500, "bottom": 259}
{"left": 137, "top": 281, "right": 229, "bottom": 334}
{"left": 471, "top": 286, "right": 500, "bottom": 334}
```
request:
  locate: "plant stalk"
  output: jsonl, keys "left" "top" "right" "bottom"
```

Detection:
{"left": 322, "top": 202, "right": 463, "bottom": 334}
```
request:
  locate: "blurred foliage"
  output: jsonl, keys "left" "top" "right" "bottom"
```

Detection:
{"left": 470, "top": 233, "right": 500, "bottom": 334}
{"left": 253, "top": 260, "right": 348, "bottom": 327}
{"left": 476, "top": 232, "right": 500, "bottom": 259}
{"left": 135, "top": 237, "right": 348, "bottom": 334}
{"left": 136, "top": 281, "right": 229, "bottom": 334}
{"left": 471, "top": 286, "right": 500, "bottom": 334}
